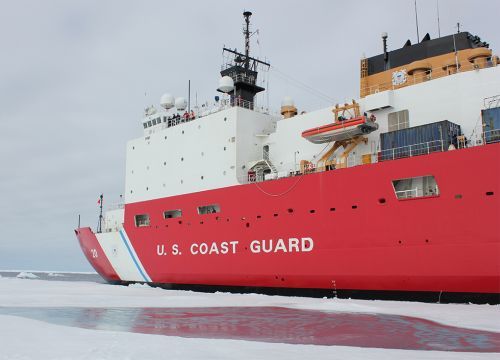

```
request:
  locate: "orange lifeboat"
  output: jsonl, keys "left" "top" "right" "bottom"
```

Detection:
{"left": 301, "top": 116, "right": 379, "bottom": 144}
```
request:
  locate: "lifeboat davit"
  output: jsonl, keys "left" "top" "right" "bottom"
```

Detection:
{"left": 301, "top": 116, "right": 379, "bottom": 144}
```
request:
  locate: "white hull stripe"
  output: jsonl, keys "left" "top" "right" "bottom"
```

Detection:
{"left": 118, "top": 229, "right": 152, "bottom": 282}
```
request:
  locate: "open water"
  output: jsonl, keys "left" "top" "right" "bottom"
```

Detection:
{"left": 1, "top": 271, "right": 499, "bottom": 352}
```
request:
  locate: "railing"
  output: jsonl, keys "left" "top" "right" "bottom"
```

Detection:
{"left": 395, "top": 185, "right": 440, "bottom": 200}
{"left": 483, "top": 129, "right": 500, "bottom": 144}
{"left": 395, "top": 188, "right": 420, "bottom": 199}
{"left": 107, "top": 202, "right": 124, "bottom": 211}
{"left": 379, "top": 140, "right": 445, "bottom": 161}
{"left": 238, "top": 128, "right": 498, "bottom": 185}
{"left": 232, "top": 73, "right": 257, "bottom": 85}
{"left": 484, "top": 95, "right": 500, "bottom": 109}
{"left": 361, "top": 61, "right": 498, "bottom": 97}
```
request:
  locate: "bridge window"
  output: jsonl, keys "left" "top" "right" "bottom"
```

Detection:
{"left": 163, "top": 209, "right": 182, "bottom": 219}
{"left": 392, "top": 175, "right": 439, "bottom": 199}
{"left": 197, "top": 204, "right": 221, "bottom": 215}
{"left": 134, "top": 214, "right": 150, "bottom": 227}
{"left": 388, "top": 110, "right": 409, "bottom": 131}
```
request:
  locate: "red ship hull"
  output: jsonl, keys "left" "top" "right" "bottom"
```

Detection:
{"left": 77, "top": 143, "right": 500, "bottom": 295}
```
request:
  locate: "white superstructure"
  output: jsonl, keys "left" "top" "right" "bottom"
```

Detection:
{"left": 124, "top": 65, "right": 500, "bottom": 205}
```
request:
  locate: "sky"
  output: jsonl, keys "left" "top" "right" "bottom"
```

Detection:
{"left": 0, "top": 0, "right": 499, "bottom": 271}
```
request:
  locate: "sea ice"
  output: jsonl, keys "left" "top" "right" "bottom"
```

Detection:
{"left": 16, "top": 272, "right": 39, "bottom": 279}
{"left": 47, "top": 272, "right": 64, "bottom": 277}
{"left": 0, "top": 277, "right": 498, "bottom": 360}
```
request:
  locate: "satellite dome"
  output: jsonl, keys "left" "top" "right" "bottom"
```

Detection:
{"left": 175, "top": 97, "right": 187, "bottom": 111}
{"left": 160, "top": 93, "right": 175, "bottom": 109}
{"left": 281, "top": 96, "right": 295, "bottom": 107}
{"left": 218, "top": 76, "right": 234, "bottom": 93}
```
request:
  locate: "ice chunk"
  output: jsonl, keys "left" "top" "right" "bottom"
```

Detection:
{"left": 128, "top": 283, "right": 151, "bottom": 288}
{"left": 47, "top": 272, "right": 64, "bottom": 277}
{"left": 16, "top": 272, "right": 39, "bottom": 279}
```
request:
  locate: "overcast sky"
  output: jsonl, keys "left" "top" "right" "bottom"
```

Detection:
{"left": 1, "top": 0, "right": 499, "bottom": 272}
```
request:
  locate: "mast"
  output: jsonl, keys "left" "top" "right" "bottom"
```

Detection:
{"left": 218, "top": 11, "right": 270, "bottom": 107}
{"left": 243, "top": 11, "right": 251, "bottom": 70}
{"left": 97, "top": 194, "right": 103, "bottom": 233}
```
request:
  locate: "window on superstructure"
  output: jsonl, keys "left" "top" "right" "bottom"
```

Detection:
{"left": 197, "top": 204, "right": 221, "bottom": 215}
{"left": 134, "top": 214, "right": 150, "bottom": 227}
{"left": 163, "top": 209, "right": 182, "bottom": 219}
{"left": 392, "top": 175, "right": 439, "bottom": 200}
{"left": 147, "top": 120, "right": 152, "bottom": 127}
{"left": 143, "top": 123, "right": 147, "bottom": 129}
{"left": 388, "top": 110, "right": 409, "bottom": 132}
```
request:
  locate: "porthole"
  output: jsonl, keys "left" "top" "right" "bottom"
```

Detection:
{"left": 224, "top": 117, "right": 227, "bottom": 121}
{"left": 256, "top": 215, "right": 261, "bottom": 219}
{"left": 130, "top": 190, "right": 133, "bottom": 194}
{"left": 287, "top": 208, "right": 294, "bottom": 213}
{"left": 352, "top": 205, "right": 358, "bottom": 209}
{"left": 182, "top": 130, "right": 184, "bottom": 134}
{"left": 309, "top": 209, "right": 316, "bottom": 214}
{"left": 164, "top": 136, "right": 167, "bottom": 140}
{"left": 273, "top": 213, "right": 278, "bottom": 217}
{"left": 163, "top": 161, "right": 166, "bottom": 166}
{"left": 378, "top": 198, "right": 386, "bottom": 204}
{"left": 201, "top": 152, "right": 204, "bottom": 156}
{"left": 146, "top": 187, "right": 149, "bottom": 191}
{"left": 201, "top": 176, "right": 204, "bottom": 180}
{"left": 455, "top": 194, "right": 463, "bottom": 199}
{"left": 181, "top": 157, "right": 184, "bottom": 161}
{"left": 486, "top": 191, "right": 494, "bottom": 196}
{"left": 132, "top": 146, "right": 135, "bottom": 150}
{"left": 181, "top": 179, "right": 183, "bottom": 184}
{"left": 330, "top": 207, "right": 336, "bottom": 212}
{"left": 224, "top": 146, "right": 227, "bottom": 151}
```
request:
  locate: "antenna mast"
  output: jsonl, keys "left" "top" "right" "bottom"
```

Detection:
{"left": 97, "top": 194, "right": 103, "bottom": 233}
{"left": 414, "top": 0, "right": 420, "bottom": 42}
{"left": 243, "top": 11, "right": 252, "bottom": 70}
{"left": 437, "top": 0, "right": 441, "bottom": 37}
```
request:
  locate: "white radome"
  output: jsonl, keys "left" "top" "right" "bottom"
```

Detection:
{"left": 218, "top": 76, "right": 235, "bottom": 93}
{"left": 281, "top": 96, "right": 295, "bottom": 107}
{"left": 175, "top": 97, "right": 187, "bottom": 111}
{"left": 160, "top": 93, "right": 175, "bottom": 109}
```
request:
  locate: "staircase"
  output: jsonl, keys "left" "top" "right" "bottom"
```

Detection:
{"left": 263, "top": 149, "right": 278, "bottom": 176}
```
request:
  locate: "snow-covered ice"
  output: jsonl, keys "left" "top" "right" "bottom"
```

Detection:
{"left": 15, "top": 271, "right": 39, "bottom": 279}
{"left": 47, "top": 272, "right": 64, "bottom": 277}
{"left": 0, "top": 276, "right": 498, "bottom": 359}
